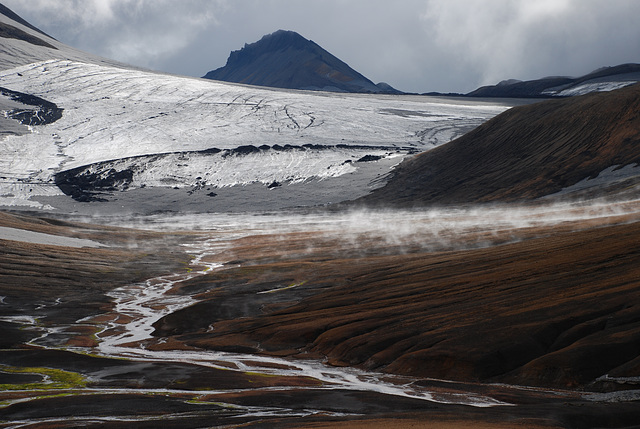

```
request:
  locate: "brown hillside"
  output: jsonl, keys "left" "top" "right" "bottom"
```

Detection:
{"left": 0, "top": 211, "right": 191, "bottom": 342}
{"left": 361, "top": 84, "right": 640, "bottom": 206}
{"left": 153, "top": 207, "right": 640, "bottom": 390}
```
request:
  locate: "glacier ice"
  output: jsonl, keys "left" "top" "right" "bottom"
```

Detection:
{"left": 0, "top": 59, "right": 512, "bottom": 210}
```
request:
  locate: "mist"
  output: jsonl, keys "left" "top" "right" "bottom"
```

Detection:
{"left": 84, "top": 198, "right": 640, "bottom": 258}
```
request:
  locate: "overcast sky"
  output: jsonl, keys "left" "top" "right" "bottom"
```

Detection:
{"left": 4, "top": 0, "right": 640, "bottom": 93}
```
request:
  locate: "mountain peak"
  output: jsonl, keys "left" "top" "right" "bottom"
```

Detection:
{"left": 259, "top": 29, "right": 307, "bottom": 45}
{"left": 246, "top": 30, "right": 309, "bottom": 53}
{"left": 226, "top": 29, "right": 312, "bottom": 67}
{"left": 204, "top": 30, "right": 400, "bottom": 94}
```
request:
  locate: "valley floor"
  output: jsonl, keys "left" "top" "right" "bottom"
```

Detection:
{"left": 1, "top": 199, "right": 640, "bottom": 428}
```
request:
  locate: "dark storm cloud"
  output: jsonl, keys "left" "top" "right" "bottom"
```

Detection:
{"left": 4, "top": 0, "right": 640, "bottom": 93}
{"left": 420, "top": 0, "right": 640, "bottom": 91}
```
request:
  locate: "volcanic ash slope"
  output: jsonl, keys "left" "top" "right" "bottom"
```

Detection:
{"left": 362, "top": 83, "right": 640, "bottom": 206}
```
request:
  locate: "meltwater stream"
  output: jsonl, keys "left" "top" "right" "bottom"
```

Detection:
{"left": 7, "top": 200, "right": 640, "bottom": 427}
{"left": 75, "top": 198, "right": 640, "bottom": 410}
{"left": 88, "top": 230, "right": 511, "bottom": 409}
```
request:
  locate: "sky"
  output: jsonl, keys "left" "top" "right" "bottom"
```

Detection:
{"left": 4, "top": 0, "right": 640, "bottom": 93}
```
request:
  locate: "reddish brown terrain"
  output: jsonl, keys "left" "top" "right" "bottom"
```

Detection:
{"left": 154, "top": 213, "right": 640, "bottom": 391}
{"left": 147, "top": 83, "right": 640, "bottom": 427}
{"left": 3, "top": 72, "right": 640, "bottom": 429}
{"left": 3, "top": 204, "right": 640, "bottom": 428}
{"left": 0, "top": 211, "right": 190, "bottom": 325}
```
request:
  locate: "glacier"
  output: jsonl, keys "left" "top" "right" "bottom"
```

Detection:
{"left": 0, "top": 59, "right": 515, "bottom": 211}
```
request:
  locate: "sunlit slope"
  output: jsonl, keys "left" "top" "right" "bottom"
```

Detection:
{"left": 363, "top": 83, "right": 640, "bottom": 205}
{"left": 0, "top": 59, "right": 507, "bottom": 205}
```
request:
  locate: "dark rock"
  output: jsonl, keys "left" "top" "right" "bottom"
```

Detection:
{"left": 0, "top": 87, "right": 63, "bottom": 125}
{"left": 200, "top": 147, "right": 221, "bottom": 154}
{"left": 0, "top": 321, "right": 37, "bottom": 348}
{"left": 232, "top": 145, "right": 260, "bottom": 155}
{"left": 0, "top": 21, "right": 56, "bottom": 49}
{"left": 356, "top": 154, "right": 383, "bottom": 163}
{"left": 55, "top": 166, "right": 133, "bottom": 202}
{"left": 222, "top": 145, "right": 261, "bottom": 158}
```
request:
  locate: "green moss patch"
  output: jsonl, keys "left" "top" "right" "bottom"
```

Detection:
{"left": 0, "top": 365, "right": 87, "bottom": 390}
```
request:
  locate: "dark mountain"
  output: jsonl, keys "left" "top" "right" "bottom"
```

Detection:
{"left": 203, "top": 30, "right": 400, "bottom": 94}
{"left": 361, "top": 83, "right": 640, "bottom": 206}
{"left": 467, "top": 63, "right": 640, "bottom": 98}
{"left": 0, "top": 3, "right": 54, "bottom": 39}
{"left": 0, "top": 3, "right": 56, "bottom": 50}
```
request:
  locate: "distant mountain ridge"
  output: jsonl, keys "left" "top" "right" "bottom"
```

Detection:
{"left": 467, "top": 63, "right": 640, "bottom": 98}
{"left": 204, "top": 30, "right": 400, "bottom": 94}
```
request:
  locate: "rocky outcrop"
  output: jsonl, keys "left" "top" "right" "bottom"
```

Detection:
{"left": 0, "top": 21, "right": 56, "bottom": 49}
{"left": 0, "top": 86, "right": 63, "bottom": 125}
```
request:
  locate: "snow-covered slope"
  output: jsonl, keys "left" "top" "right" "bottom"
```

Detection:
{"left": 0, "top": 5, "right": 133, "bottom": 71}
{"left": 0, "top": 59, "right": 511, "bottom": 210}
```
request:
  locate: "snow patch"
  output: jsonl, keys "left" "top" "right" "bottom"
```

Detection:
{"left": 545, "top": 164, "right": 640, "bottom": 197}
{"left": 542, "top": 80, "right": 638, "bottom": 96}
{"left": 0, "top": 226, "right": 105, "bottom": 247}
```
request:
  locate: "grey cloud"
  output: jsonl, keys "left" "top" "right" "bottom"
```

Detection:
{"left": 421, "top": 0, "right": 640, "bottom": 90}
{"left": 3, "top": 0, "right": 640, "bottom": 93}
{"left": 3, "top": 0, "right": 227, "bottom": 69}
